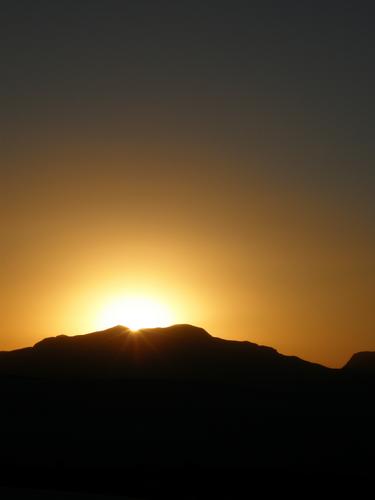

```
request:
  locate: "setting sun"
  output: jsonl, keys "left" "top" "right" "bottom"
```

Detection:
{"left": 97, "top": 295, "right": 175, "bottom": 331}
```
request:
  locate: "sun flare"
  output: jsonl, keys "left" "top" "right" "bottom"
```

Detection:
{"left": 98, "top": 295, "right": 174, "bottom": 331}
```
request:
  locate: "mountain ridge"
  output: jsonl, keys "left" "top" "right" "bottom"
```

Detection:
{"left": 0, "top": 324, "right": 338, "bottom": 381}
{"left": 343, "top": 351, "right": 375, "bottom": 374}
{"left": 1, "top": 324, "right": 374, "bottom": 496}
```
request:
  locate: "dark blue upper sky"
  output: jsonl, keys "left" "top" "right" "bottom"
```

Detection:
{"left": 2, "top": 1, "right": 374, "bottom": 197}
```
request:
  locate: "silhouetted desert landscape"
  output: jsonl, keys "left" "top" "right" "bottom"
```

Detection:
{"left": 1, "top": 325, "right": 374, "bottom": 497}
{"left": 2, "top": 2, "right": 375, "bottom": 498}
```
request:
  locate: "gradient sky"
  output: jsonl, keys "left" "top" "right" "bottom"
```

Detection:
{"left": 1, "top": 1, "right": 374, "bottom": 366}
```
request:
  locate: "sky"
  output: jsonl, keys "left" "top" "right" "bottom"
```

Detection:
{"left": 1, "top": 1, "right": 374, "bottom": 367}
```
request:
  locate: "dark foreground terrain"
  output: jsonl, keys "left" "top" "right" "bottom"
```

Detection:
{"left": 1, "top": 325, "right": 374, "bottom": 498}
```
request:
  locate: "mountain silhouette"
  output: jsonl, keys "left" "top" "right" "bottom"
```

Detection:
{"left": 0, "top": 325, "right": 374, "bottom": 497}
{"left": 0, "top": 324, "right": 331, "bottom": 381}
{"left": 343, "top": 351, "right": 375, "bottom": 375}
